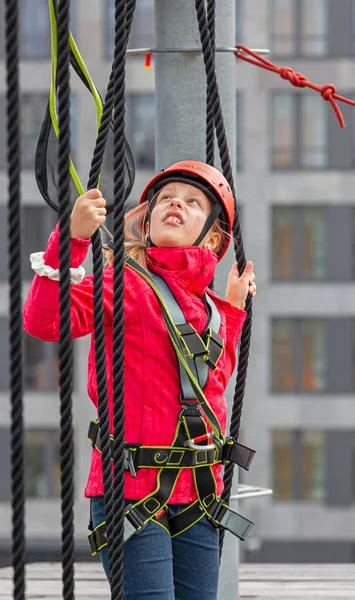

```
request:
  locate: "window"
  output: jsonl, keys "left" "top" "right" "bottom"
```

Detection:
{"left": 106, "top": 0, "right": 155, "bottom": 57}
{"left": 272, "top": 206, "right": 355, "bottom": 281}
{"left": 0, "top": 206, "right": 57, "bottom": 281}
{"left": 0, "top": 0, "right": 76, "bottom": 60}
{"left": 0, "top": 428, "right": 61, "bottom": 501}
{"left": 271, "top": 93, "right": 327, "bottom": 169}
{"left": 0, "top": 93, "right": 77, "bottom": 170}
{"left": 271, "top": 0, "right": 355, "bottom": 58}
{"left": 0, "top": 317, "right": 59, "bottom": 391}
{"left": 272, "top": 318, "right": 355, "bottom": 393}
{"left": 102, "top": 94, "right": 155, "bottom": 172}
{"left": 25, "top": 430, "right": 61, "bottom": 498}
{"left": 272, "top": 430, "right": 326, "bottom": 502}
{"left": 271, "top": 0, "right": 328, "bottom": 57}
{"left": 126, "top": 94, "right": 155, "bottom": 169}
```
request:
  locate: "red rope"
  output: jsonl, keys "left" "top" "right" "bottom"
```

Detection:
{"left": 235, "top": 45, "right": 355, "bottom": 128}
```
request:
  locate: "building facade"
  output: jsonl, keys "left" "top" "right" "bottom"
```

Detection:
{"left": 0, "top": 0, "right": 355, "bottom": 565}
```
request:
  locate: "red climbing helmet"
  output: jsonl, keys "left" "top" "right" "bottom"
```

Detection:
{"left": 140, "top": 160, "right": 235, "bottom": 260}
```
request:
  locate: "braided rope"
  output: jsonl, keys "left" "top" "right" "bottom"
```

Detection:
{"left": 57, "top": 0, "right": 75, "bottom": 597}
{"left": 194, "top": 0, "right": 252, "bottom": 557}
{"left": 5, "top": 1, "right": 25, "bottom": 598}
{"left": 87, "top": 1, "right": 136, "bottom": 595}
{"left": 206, "top": 0, "right": 215, "bottom": 166}
{"left": 111, "top": 0, "right": 128, "bottom": 597}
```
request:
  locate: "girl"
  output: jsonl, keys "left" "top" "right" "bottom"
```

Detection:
{"left": 23, "top": 160, "right": 256, "bottom": 600}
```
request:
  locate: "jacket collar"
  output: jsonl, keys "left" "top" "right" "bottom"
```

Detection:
{"left": 146, "top": 246, "right": 218, "bottom": 295}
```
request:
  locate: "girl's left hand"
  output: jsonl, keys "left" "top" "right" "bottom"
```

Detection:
{"left": 225, "top": 261, "right": 256, "bottom": 310}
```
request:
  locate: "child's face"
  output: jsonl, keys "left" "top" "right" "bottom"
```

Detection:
{"left": 149, "top": 182, "right": 217, "bottom": 250}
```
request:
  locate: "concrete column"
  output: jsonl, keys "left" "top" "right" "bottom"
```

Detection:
{"left": 154, "top": 2, "right": 238, "bottom": 598}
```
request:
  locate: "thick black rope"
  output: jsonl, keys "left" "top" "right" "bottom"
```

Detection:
{"left": 194, "top": 0, "right": 253, "bottom": 557}
{"left": 57, "top": 0, "right": 75, "bottom": 598}
{"left": 111, "top": 0, "right": 128, "bottom": 597}
{"left": 86, "top": 1, "right": 135, "bottom": 596}
{"left": 87, "top": 0, "right": 136, "bottom": 191}
{"left": 5, "top": 1, "right": 25, "bottom": 598}
{"left": 206, "top": 0, "right": 216, "bottom": 166}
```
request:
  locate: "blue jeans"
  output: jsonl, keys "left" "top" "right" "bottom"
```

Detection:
{"left": 90, "top": 496, "right": 220, "bottom": 600}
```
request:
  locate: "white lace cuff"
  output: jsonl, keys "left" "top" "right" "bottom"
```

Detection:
{"left": 30, "top": 251, "right": 85, "bottom": 284}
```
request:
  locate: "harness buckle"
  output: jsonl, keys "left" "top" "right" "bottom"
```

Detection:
{"left": 124, "top": 504, "right": 148, "bottom": 542}
{"left": 124, "top": 447, "right": 139, "bottom": 478}
{"left": 208, "top": 501, "right": 254, "bottom": 541}
{"left": 178, "top": 396, "right": 202, "bottom": 420}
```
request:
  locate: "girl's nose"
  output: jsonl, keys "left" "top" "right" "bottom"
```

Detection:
{"left": 169, "top": 197, "right": 183, "bottom": 208}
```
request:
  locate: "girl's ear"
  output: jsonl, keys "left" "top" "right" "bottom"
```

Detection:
{"left": 204, "top": 231, "right": 222, "bottom": 252}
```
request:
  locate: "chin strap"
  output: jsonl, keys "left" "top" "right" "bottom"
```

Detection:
{"left": 147, "top": 203, "right": 222, "bottom": 250}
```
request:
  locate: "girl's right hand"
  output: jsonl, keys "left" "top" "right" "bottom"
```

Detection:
{"left": 70, "top": 189, "right": 107, "bottom": 239}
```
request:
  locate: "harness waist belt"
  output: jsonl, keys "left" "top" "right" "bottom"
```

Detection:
{"left": 88, "top": 420, "right": 255, "bottom": 471}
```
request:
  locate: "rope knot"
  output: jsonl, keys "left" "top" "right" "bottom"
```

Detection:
{"left": 321, "top": 83, "right": 336, "bottom": 102}
{"left": 279, "top": 67, "right": 306, "bottom": 88}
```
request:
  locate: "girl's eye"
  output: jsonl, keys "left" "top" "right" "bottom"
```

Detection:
{"left": 188, "top": 198, "right": 199, "bottom": 205}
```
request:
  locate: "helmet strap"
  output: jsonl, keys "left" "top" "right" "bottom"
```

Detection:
{"left": 192, "top": 203, "right": 222, "bottom": 247}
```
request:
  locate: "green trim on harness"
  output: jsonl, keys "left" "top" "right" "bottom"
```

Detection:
{"left": 87, "top": 255, "right": 256, "bottom": 553}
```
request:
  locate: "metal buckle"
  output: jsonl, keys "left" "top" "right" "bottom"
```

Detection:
{"left": 124, "top": 447, "right": 138, "bottom": 478}
{"left": 178, "top": 397, "right": 202, "bottom": 420}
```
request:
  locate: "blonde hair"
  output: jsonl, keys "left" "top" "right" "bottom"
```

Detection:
{"left": 104, "top": 200, "right": 230, "bottom": 270}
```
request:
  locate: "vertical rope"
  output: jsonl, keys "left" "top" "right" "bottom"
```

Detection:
{"left": 111, "top": 0, "right": 128, "bottom": 596}
{"left": 6, "top": 0, "right": 25, "bottom": 598}
{"left": 194, "top": 0, "right": 253, "bottom": 558}
{"left": 206, "top": 0, "right": 216, "bottom": 166}
{"left": 86, "top": 1, "right": 136, "bottom": 596}
{"left": 57, "top": 0, "right": 75, "bottom": 597}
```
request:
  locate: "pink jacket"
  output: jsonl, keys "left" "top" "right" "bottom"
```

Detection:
{"left": 23, "top": 224, "right": 247, "bottom": 503}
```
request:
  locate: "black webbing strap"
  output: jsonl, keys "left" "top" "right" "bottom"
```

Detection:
{"left": 151, "top": 273, "right": 222, "bottom": 392}
{"left": 168, "top": 422, "right": 254, "bottom": 541}
{"left": 88, "top": 421, "right": 189, "bottom": 553}
{"left": 88, "top": 420, "right": 255, "bottom": 471}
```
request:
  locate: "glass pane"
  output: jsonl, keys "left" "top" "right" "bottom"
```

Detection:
{"left": 301, "top": 207, "right": 326, "bottom": 279}
{"left": 25, "top": 430, "right": 60, "bottom": 498}
{"left": 300, "top": 320, "right": 326, "bottom": 391}
{"left": 21, "top": 0, "right": 50, "bottom": 58}
{"left": 271, "top": 0, "right": 295, "bottom": 55}
{"left": 301, "top": 431, "right": 326, "bottom": 502}
{"left": 301, "top": 0, "right": 327, "bottom": 56}
{"left": 106, "top": 0, "right": 155, "bottom": 56}
{"left": 273, "top": 430, "right": 294, "bottom": 500}
{"left": 273, "top": 207, "right": 295, "bottom": 279}
{"left": 24, "top": 333, "right": 59, "bottom": 391}
{"left": 22, "top": 94, "right": 49, "bottom": 170}
{"left": 126, "top": 94, "right": 155, "bottom": 169}
{"left": 301, "top": 96, "right": 327, "bottom": 168}
{"left": 272, "top": 94, "right": 294, "bottom": 168}
{"left": 272, "top": 320, "right": 296, "bottom": 391}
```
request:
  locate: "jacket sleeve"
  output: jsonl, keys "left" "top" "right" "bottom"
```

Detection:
{"left": 23, "top": 223, "right": 112, "bottom": 342}
{"left": 23, "top": 224, "right": 147, "bottom": 342}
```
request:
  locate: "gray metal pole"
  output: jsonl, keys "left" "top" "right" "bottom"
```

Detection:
{"left": 154, "top": 2, "right": 238, "bottom": 599}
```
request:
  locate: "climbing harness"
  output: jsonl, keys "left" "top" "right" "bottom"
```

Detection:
{"left": 87, "top": 253, "right": 256, "bottom": 555}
